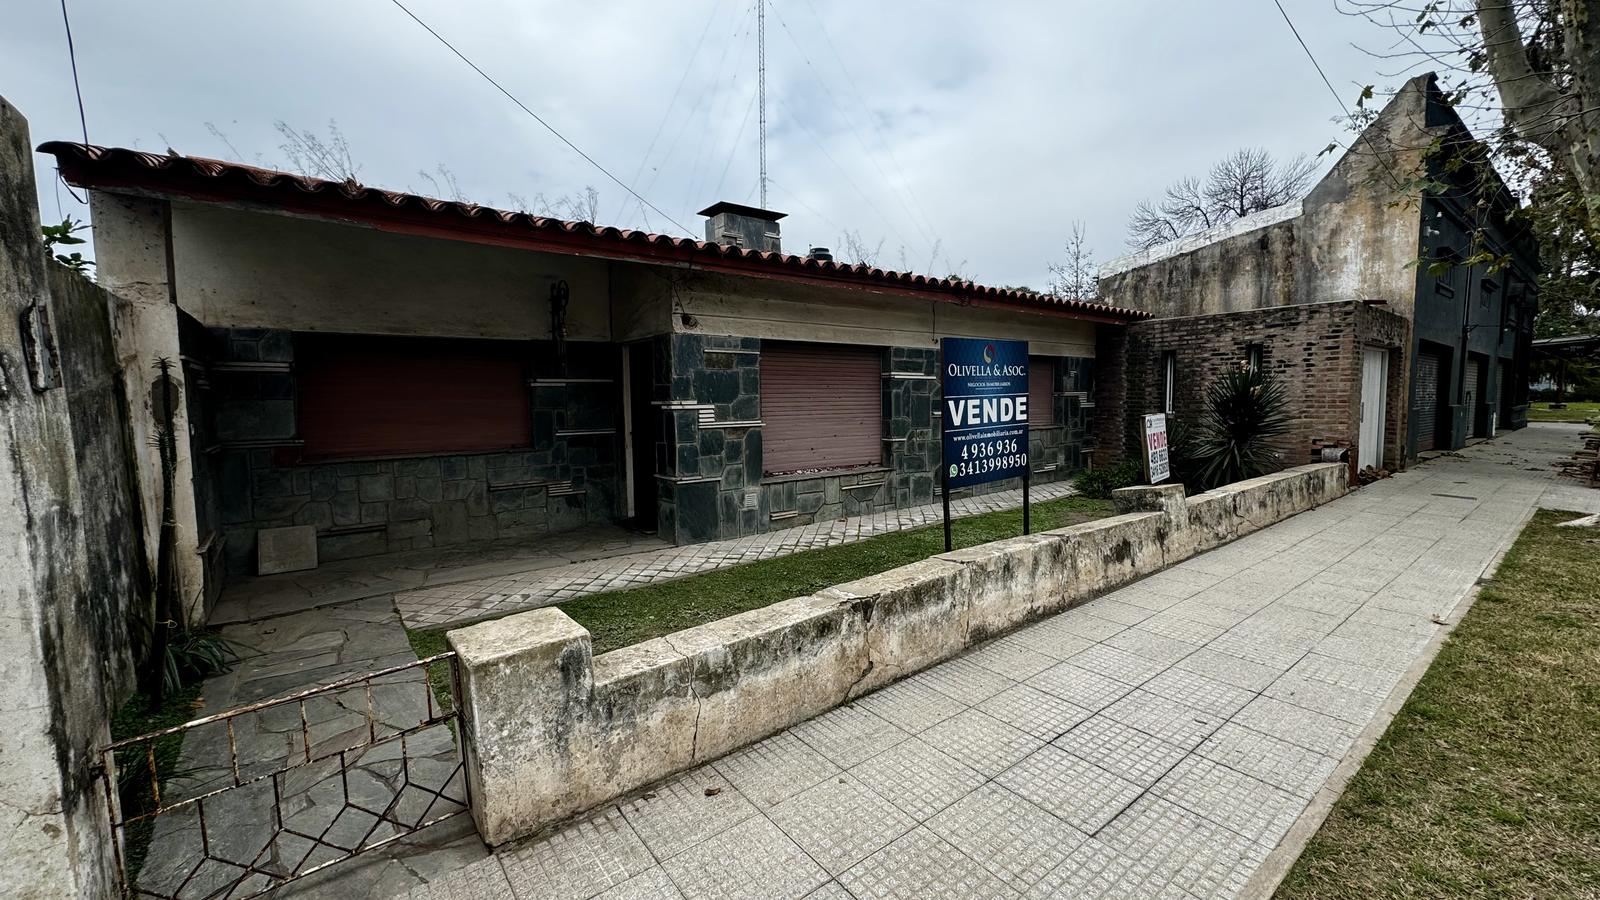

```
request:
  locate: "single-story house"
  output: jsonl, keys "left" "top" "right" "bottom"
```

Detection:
{"left": 43, "top": 142, "right": 1149, "bottom": 617}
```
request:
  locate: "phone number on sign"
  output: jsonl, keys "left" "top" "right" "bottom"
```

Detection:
{"left": 950, "top": 452, "right": 1027, "bottom": 478}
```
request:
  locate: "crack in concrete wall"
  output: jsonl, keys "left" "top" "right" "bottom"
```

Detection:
{"left": 449, "top": 462, "right": 1348, "bottom": 845}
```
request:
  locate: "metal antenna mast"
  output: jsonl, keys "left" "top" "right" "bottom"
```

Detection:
{"left": 757, "top": 0, "right": 768, "bottom": 208}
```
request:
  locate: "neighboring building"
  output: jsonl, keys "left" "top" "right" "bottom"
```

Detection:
{"left": 1097, "top": 74, "right": 1538, "bottom": 472}
{"left": 43, "top": 142, "right": 1147, "bottom": 615}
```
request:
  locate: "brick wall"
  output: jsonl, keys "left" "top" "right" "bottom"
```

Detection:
{"left": 1102, "top": 301, "right": 1409, "bottom": 472}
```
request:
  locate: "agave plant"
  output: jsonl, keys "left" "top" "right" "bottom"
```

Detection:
{"left": 1189, "top": 364, "right": 1291, "bottom": 490}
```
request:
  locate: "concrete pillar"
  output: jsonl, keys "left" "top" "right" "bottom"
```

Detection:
{"left": 0, "top": 97, "right": 118, "bottom": 900}
{"left": 90, "top": 192, "right": 206, "bottom": 624}
{"left": 448, "top": 608, "right": 594, "bottom": 846}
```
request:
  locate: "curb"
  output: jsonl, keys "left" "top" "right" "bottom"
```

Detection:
{"left": 1238, "top": 503, "right": 1536, "bottom": 899}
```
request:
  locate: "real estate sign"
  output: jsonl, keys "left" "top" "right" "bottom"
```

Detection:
{"left": 940, "top": 338, "right": 1029, "bottom": 490}
{"left": 1143, "top": 412, "right": 1171, "bottom": 484}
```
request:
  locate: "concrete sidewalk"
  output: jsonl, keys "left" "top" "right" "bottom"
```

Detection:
{"left": 391, "top": 424, "right": 1596, "bottom": 900}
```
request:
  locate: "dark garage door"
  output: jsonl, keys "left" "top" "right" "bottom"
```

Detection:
{"left": 1415, "top": 346, "right": 1446, "bottom": 452}
{"left": 761, "top": 342, "right": 882, "bottom": 474}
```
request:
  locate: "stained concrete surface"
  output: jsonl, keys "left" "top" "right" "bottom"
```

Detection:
{"left": 393, "top": 423, "right": 1595, "bottom": 899}
{"left": 133, "top": 425, "right": 1595, "bottom": 898}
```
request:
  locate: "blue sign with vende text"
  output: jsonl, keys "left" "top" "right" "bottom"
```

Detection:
{"left": 940, "top": 337, "right": 1029, "bottom": 489}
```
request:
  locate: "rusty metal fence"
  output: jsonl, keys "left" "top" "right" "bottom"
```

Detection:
{"left": 98, "top": 652, "right": 472, "bottom": 899}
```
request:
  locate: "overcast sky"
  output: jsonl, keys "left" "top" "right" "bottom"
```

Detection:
{"left": 2, "top": 1, "right": 1405, "bottom": 289}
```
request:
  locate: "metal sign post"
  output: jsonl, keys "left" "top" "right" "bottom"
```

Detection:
{"left": 940, "top": 338, "right": 1031, "bottom": 551}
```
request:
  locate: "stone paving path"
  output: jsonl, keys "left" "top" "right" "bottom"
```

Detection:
{"left": 395, "top": 482, "right": 1077, "bottom": 630}
{"left": 393, "top": 424, "right": 1597, "bottom": 900}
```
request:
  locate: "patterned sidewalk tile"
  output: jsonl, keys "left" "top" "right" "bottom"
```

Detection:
{"left": 497, "top": 807, "right": 654, "bottom": 900}
{"left": 659, "top": 815, "right": 829, "bottom": 900}
{"left": 616, "top": 767, "right": 758, "bottom": 861}
{"left": 766, "top": 774, "right": 917, "bottom": 875}
{"left": 839, "top": 826, "right": 1020, "bottom": 900}
{"left": 926, "top": 784, "right": 1089, "bottom": 892}
{"left": 996, "top": 745, "right": 1143, "bottom": 833}
{"left": 848, "top": 737, "right": 987, "bottom": 822}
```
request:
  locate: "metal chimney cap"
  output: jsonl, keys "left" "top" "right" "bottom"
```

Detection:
{"left": 697, "top": 201, "right": 788, "bottom": 220}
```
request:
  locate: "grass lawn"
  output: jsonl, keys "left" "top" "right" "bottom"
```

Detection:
{"left": 1526, "top": 401, "right": 1600, "bottom": 423}
{"left": 407, "top": 494, "right": 1112, "bottom": 704}
{"left": 1275, "top": 509, "right": 1600, "bottom": 899}
{"left": 110, "top": 684, "right": 205, "bottom": 884}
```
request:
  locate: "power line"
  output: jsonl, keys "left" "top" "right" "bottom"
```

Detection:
{"left": 765, "top": 1, "right": 934, "bottom": 258}
{"left": 388, "top": 0, "right": 692, "bottom": 234}
{"left": 796, "top": 0, "right": 943, "bottom": 246}
{"left": 612, "top": 1, "right": 725, "bottom": 224}
{"left": 1270, "top": 0, "right": 1407, "bottom": 191}
{"left": 59, "top": 0, "right": 88, "bottom": 146}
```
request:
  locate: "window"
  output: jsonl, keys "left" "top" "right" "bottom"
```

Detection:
{"left": 760, "top": 342, "right": 882, "bottom": 474}
{"left": 1162, "top": 351, "right": 1176, "bottom": 414}
{"left": 296, "top": 334, "right": 533, "bottom": 460}
{"left": 1246, "top": 344, "right": 1263, "bottom": 373}
{"left": 1028, "top": 358, "right": 1056, "bottom": 427}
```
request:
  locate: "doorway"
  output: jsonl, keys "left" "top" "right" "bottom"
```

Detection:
{"left": 1359, "top": 347, "right": 1388, "bottom": 470}
{"left": 625, "top": 341, "right": 660, "bottom": 532}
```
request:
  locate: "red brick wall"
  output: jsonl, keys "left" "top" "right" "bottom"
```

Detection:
{"left": 1098, "top": 300, "right": 1410, "bottom": 472}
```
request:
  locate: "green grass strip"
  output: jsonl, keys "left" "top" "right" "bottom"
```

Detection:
{"left": 407, "top": 495, "right": 1112, "bottom": 707}
{"left": 1276, "top": 508, "right": 1600, "bottom": 899}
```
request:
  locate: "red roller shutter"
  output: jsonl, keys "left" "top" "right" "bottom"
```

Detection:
{"left": 761, "top": 342, "right": 882, "bottom": 474}
{"left": 297, "top": 334, "right": 532, "bottom": 460}
{"left": 1029, "top": 358, "right": 1055, "bottom": 427}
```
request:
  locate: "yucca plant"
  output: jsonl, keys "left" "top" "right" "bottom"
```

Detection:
{"left": 161, "top": 629, "right": 240, "bottom": 695}
{"left": 1189, "top": 364, "right": 1291, "bottom": 490}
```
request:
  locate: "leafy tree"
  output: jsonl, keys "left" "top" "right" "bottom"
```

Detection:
{"left": 1339, "top": 1, "right": 1597, "bottom": 229}
{"left": 1126, "top": 149, "right": 1316, "bottom": 249}
{"left": 41, "top": 216, "right": 93, "bottom": 274}
{"left": 1339, "top": 1, "right": 1598, "bottom": 354}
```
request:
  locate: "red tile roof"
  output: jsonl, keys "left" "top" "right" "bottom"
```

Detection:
{"left": 39, "top": 142, "right": 1149, "bottom": 323}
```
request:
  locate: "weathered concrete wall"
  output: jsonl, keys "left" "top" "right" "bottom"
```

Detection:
{"left": 91, "top": 191, "right": 208, "bottom": 624}
{"left": 672, "top": 269, "right": 1098, "bottom": 358}
{"left": 450, "top": 461, "right": 1348, "bottom": 845}
{"left": 1099, "top": 76, "right": 1435, "bottom": 320}
{"left": 169, "top": 202, "right": 613, "bottom": 342}
{"left": 0, "top": 97, "right": 134, "bottom": 900}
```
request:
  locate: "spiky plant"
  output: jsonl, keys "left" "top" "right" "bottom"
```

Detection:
{"left": 1190, "top": 364, "right": 1291, "bottom": 490}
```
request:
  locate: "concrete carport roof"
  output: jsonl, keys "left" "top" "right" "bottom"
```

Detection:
{"left": 40, "top": 141, "right": 1151, "bottom": 326}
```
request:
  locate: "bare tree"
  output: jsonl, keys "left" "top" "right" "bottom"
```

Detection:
{"left": 416, "top": 165, "right": 466, "bottom": 202}
{"left": 1126, "top": 149, "right": 1316, "bottom": 249}
{"left": 1047, "top": 221, "right": 1098, "bottom": 301}
{"left": 838, "top": 229, "right": 885, "bottom": 267}
{"left": 274, "top": 120, "right": 358, "bottom": 182}
{"left": 1337, "top": 0, "right": 1600, "bottom": 231}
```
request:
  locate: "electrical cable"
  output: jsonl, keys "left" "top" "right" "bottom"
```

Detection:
{"left": 389, "top": 0, "right": 693, "bottom": 234}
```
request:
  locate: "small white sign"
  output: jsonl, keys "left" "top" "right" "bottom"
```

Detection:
{"left": 1143, "top": 413, "right": 1170, "bottom": 484}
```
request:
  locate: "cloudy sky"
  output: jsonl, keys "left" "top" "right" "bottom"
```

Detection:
{"left": 3, "top": 1, "right": 1410, "bottom": 289}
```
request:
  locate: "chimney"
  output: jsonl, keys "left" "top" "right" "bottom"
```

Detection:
{"left": 699, "top": 202, "right": 786, "bottom": 253}
{"left": 807, "top": 247, "right": 833, "bottom": 262}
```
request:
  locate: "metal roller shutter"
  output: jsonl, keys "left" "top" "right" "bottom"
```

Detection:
{"left": 297, "top": 334, "right": 533, "bottom": 460}
{"left": 1029, "top": 358, "right": 1056, "bottom": 427}
{"left": 760, "top": 342, "right": 882, "bottom": 474}
{"left": 1415, "top": 347, "right": 1444, "bottom": 451}
{"left": 1464, "top": 356, "right": 1482, "bottom": 437}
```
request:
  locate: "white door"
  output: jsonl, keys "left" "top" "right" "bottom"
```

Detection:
{"left": 1359, "top": 348, "right": 1388, "bottom": 469}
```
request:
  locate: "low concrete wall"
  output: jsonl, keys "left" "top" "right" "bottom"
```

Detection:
{"left": 449, "top": 463, "right": 1348, "bottom": 845}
